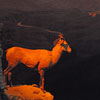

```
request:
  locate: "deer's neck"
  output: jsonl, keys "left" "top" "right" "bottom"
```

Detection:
{"left": 51, "top": 44, "right": 63, "bottom": 65}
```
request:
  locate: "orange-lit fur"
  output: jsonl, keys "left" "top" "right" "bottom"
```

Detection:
{"left": 4, "top": 36, "right": 71, "bottom": 90}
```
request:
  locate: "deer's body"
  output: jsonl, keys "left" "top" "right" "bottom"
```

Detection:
{"left": 4, "top": 35, "right": 72, "bottom": 90}
{"left": 6, "top": 45, "right": 63, "bottom": 70}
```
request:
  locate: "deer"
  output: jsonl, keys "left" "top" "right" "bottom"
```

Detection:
{"left": 4, "top": 24, "right": 72, "bottom": 91}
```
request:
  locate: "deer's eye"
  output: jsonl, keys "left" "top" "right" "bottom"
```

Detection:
{"left": 63, "top": 41, "right": 67, "bottom": 45}
{"left": 61, "top": 38, "right": 64, "bottom": 40}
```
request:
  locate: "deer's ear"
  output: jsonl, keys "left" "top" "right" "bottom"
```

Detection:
{"left": 53, "top": 38, "right": 60, "bottom": 46}
{"left": 59, "top": 39, "right": 64, "bottom": 44}
{"left": 58, "top": 35, "right": 64, "bottom": 39}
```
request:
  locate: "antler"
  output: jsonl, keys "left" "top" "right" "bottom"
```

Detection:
{"left": 46, "top": 29, "right": 64, "bottom": 38}
{"left": 17, "top": 22, "right": 64, "bottom": 37}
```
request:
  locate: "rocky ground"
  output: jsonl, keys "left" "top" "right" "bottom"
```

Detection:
{"left": 5, "top": 84, "right": 54, "bottom": 100}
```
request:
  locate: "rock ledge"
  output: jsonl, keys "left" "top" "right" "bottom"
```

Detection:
{"left": 5, "top": 84, "right": 54, "bottom": 100}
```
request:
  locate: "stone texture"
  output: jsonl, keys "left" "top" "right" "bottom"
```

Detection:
{"left": 5, "top": 84, "right": 54, "bottom": 100}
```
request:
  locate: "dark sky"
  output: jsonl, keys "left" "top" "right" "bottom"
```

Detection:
{"left": 0, "top": 0, "right": 100, "bottom": 11}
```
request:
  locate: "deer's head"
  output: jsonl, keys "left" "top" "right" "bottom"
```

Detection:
{"left": 53, "top": 35, "right": 72, "bottom": 53}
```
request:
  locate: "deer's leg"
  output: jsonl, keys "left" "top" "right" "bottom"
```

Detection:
{"left": 4, "top": 65, "right": 11, "bottom": 76}
{"left": 8, "top": 72, "right": 13, "bottom": 87}
{"left": 39, "top": 70, "right": 44, "bottom": 90}
{"left": 3, "top": 65, "right": 13, "bottom": 87}
{"left": 3, "top": 65, "right": 10, "bottom": 86}
{"left": 3, "top": 72, "right": 12, "bottom": 88}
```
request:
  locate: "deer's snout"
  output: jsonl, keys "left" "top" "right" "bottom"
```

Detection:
{"left": 67, "top": 45, "right": 72, "bottom": 53}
